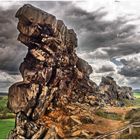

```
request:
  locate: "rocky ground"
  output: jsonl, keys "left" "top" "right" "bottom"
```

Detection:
{"left": 7, "top": 4, "right": 134, "bottom": 139}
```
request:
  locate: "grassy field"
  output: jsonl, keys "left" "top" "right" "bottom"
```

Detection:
{"left": 0, "top": 96, "right": 15, "bottom": 139}
{"left": 132, "top": 92, "right": 140, "bottom": 107}
{"left": 0, "top": 119, "right": 15, "bottom": 139}
{"left": 134, "top": 92, "right": 140, "bottom": 98}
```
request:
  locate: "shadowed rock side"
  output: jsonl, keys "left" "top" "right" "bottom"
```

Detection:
{"left": 99, "top": 76, "right": 134, "bottom": 107}
{"left": 7, "top": 4, "right": 134, "bottom": 139}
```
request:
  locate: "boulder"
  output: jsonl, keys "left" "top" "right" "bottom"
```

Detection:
{"left": 8, "top": 82, "right": 39, "bottom": 114}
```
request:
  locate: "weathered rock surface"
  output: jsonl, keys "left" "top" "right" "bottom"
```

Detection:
{"left": 7, "top": 4, "right": 134, "bottom": 139}
{"left": 98, "top": 76, "right": 134, "bottom": 106}
{"left": 8, "top": 82, "right": 39, "bottom": 114}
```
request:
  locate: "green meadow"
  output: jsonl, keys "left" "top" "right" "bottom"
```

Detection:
{"left": 0, "top": 96, "right": 15, "bottom": 139}
{"left": 133, "top": 92, "right": 140, "bottom": 107}
{"left": 0, "top": 119, "right": 15, "bottom": 139}
{"left": 134, "top": 92, "right": 140, "bottom": 98}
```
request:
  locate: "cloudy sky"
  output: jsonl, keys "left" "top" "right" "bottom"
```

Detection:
{"left": 0, "top": 0, "right": 140, "bottom": 92}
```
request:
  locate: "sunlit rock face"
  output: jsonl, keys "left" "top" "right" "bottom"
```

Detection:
{"left": 7, "top": 4, "right": 134, "bottom": 139}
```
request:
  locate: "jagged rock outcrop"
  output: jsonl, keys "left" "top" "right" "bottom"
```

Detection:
{"left": 98, "top": 76, "right": 134, "bottom": 106}
{"left": 7, "top": 4, "right": 134, "bottom": 139}
{"left": 8, "top": 4, "right": 99, "bottom": 139}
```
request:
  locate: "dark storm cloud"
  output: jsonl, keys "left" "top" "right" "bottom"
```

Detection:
{"left": 119, "top": 67, "right": 140, "bottom": 77}
{"left": 0, "top": 6, "right": 27, "bottom": 73}
{"left": 96, "top": 65, "right": 115, "bottom": 73}
{"left": 104, "top": 42, "right": 140, "bottom": 58}
{"left": 58, "top": 4, "right": 137, "bottom": 53}
{"left": 38, "top": 2, "right": 139, "bottom": 57}
{"left": 28, "top": 1, "right": 138, "bottom": 55}
{"left": 0, "top": 81, "right": 12, "bottom": 90}
{"left": 119, "top": 56, "right": 140, "bottom": 77}
{"left": 126, "top": 77, "right": 140, "bottom": 89}
{"left": 78, "top": 49, "right": 109, "bottom": 61}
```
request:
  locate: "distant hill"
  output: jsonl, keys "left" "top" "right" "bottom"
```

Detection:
{"left": 0, "top": 92, "right": 8, "bottom": 96}
{"left": 133, "top": 89, "right": 140, "bottom": 93}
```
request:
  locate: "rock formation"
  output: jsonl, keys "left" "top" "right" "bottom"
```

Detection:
{"left": 99, "top": 76, "right": 134, "bottom": 106}
{"left": 7, "top": 4, "right": 134, "bottom": 139}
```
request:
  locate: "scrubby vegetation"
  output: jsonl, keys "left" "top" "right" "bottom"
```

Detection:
{"left": 118, "top": 108, "right": 140, "bottom": 138}
{"left": 125, "top": 108, "right": 140, "bottom": 123}
{"left": 119, "top": 128, "right": 140, "bottom": 139}
{"left": 95, "top": 109, "right": 123, "bottom": 120}
{"left": 0, "top": 96, "right": 14, "bottom": 119}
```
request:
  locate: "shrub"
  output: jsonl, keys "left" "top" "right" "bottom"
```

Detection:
{"left": 0, "top": 96, "right": 14, "bottom": 119}
{"left": 125, "top": 108, "right": 140, "bottom": 123}
{"left": 119, "top": 128, "right": 140, "bottom": 139}
{"left": 95, "top": 110, "right": 122, "bottom": 120}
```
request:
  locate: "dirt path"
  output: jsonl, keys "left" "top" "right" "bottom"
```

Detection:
{"left": 81, "top": 113, "right": 125, "bottom": 136}
{"left": 74, "top": 104, "right": 128, "bottom": 136}
{"left": 83, "top": 107, "right": 135, "bottom": 138}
